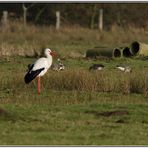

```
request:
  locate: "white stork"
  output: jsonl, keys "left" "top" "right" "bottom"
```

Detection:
{"left": 24, "top": 48, "right": 56, "bottom": 94}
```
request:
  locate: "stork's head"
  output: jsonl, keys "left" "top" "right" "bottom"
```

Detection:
{"left": 45, "top": 48, "right": 56, "bottom": 57}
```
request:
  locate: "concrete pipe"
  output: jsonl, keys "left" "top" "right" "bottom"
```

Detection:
{"left": 122, "top": 47, "right": 133, "bottom": 57}
{"left": 86, "top": 47, "right": 112, "bottom": 58}
{"left": 130, "top": 41, "right": 148, "bottom": 56}
{"left": 112, "top": 48, "right": 122, "bottom": 58}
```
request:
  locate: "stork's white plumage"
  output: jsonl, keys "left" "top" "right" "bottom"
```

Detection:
{"left": 24, "top": 48, "right": 55, "bottom": 94}
{"left": 32, "top": 49, "right": 53, "bottom": 76}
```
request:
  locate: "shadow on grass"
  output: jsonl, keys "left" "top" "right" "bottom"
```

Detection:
{"left": 0, "top": 107, "right": 40, "bottom": 123}
{"left": 85, "top": 110, "right": 129, "bottom": 117}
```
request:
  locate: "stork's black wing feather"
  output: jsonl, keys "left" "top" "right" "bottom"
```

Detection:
{"left": 28, "top": 64, "right": 34, "bottom": 71}
{"left": 24, "top": 67, "right": 45, "bottom": 84}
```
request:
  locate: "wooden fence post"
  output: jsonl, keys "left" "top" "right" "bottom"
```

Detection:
{"left": 98, "top": 9, "right": 103, "bottom": 31}
{"left": 22, "top": 4, "right": 27, "bottom": 26}
{"left": 56, "top": 11, "right": 60, "bottom": 30}
{"left": 1, "top": 11, "right": 8, "bottom": 32}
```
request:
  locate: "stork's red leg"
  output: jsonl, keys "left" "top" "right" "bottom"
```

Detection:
{"left": 37, "top": 77, "right": 41, "bottom": 95}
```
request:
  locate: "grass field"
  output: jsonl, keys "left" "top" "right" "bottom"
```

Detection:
{"left": 1, "top": 24, "right": 148, "bottom": 145}
{"left": 0, "top": 55, "right": 148, "bottom": 145}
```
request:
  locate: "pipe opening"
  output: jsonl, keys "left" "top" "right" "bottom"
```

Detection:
{"left": 123, "top": 47, "right": 132, "bottom": 57}
{"left": 113, "top": 48, "right": 121, "bottom": 57}
{"left": 131, "top": 41, "right": 140, "bottom": 55}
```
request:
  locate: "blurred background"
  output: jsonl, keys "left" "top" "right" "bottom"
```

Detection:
{"left": 1, "top": 3, "right": 148, "bottom": 29}
{"left": 0, "top": 3, "right": 148, "bottom": 58}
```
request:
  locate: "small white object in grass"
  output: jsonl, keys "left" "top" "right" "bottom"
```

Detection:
{"left": 89, "top": 64, "right": 105, "bottom": 71}
{"left": 116, "top": 65, "right": 132, "bottom": 73}
{"left": 52, "top": 58, "right": 65, "bottom": 71}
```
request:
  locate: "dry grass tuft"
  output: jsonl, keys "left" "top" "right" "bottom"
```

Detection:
{"left": 0, "top": 68, "right": 148, "bottom": 98}
{"left": 41, "top": 69, "right": 148, "bottom": 95}
{"left": 0, "top": 21, "right": 148, "bottom": 58}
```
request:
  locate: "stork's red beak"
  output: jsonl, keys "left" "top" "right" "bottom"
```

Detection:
{"left": 50, "top": 51, "right": 56, "bottom": 57}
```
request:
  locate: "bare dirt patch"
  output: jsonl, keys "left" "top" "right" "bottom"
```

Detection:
{"left": 115, "top": 119, "right": 127, "bottom": 123}
{"left": 85, "top": 110, "right": 129, "bottom": 117}
{"left": 0, "top": 108, "right": 9, "bottom": 116}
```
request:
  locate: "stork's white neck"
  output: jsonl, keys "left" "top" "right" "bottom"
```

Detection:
{"left": 46, "top": 54, "right": 52, "bottom": 67}
{"left": 46, "top": 54, "right": 52, "bottom": 60}
{"left": 44, "top": 48, "right": 53, "bottom": 67}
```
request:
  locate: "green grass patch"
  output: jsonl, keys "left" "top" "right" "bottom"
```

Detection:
{"left": 0, "top": 92, "right": 148, "bottom": 145}
{"left": 0, "top": 54, "right": 148, "bottom": 145}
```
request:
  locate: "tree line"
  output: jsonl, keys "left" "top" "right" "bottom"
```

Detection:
{"left": 0, "top": 3, "right": 148, "bottom": 29}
